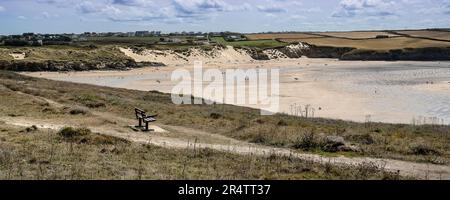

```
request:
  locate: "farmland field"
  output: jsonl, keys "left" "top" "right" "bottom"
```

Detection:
{"left": 212, "top": 36, "right": 287, "bottom": 49}
{"left": 279, "top": 36, "right": 450, "bottom": 50}
{"left": 397, "top": 30, "right": 450, "bottom": 41}
{"left": 246, "top": 33, "right": 324, "bottom": 40}
{"left": 312, "top": 31, "right": 400, "bottom": 39}
{"left": 83, "top": 36, "right": 161, "bottom": 45}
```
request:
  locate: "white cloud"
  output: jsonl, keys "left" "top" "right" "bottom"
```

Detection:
{"left": 112, "top": 0, "right": 154, "bottom": 7}
{"left": 18, "top": 16, "right": 27, "bottom": 20}
{"left": 257, "top": 4, "right": 287, "bottom": 13}
{"left": 0, "top": 6, "right": 5, "bottom": 12}
{"left": 77, "top": 1, "right": 104, "bottom": 14}
{"left": 172, "top": 0, "right": 235, "bottom": 14}
{"left": 333, "top": 0, "right": 395, "bottom": 17}
{"left": 42, "top": 11, "right": 50, "bottom": 18}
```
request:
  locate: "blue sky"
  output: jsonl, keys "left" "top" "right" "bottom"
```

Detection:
{"left": 1, "top": 0, "right": 450, "bottom": 34}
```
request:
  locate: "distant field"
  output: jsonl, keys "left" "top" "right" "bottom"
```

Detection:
{"left": 397, "top": 30, "right": 450, "bottom": 41}
{"left": 313, "top": 31, "right": 400, "bottom": 39}
{"left": 247, "top": 30, "right": 450, "bottom": 50}
{"left": 212, "top": 36, "right": 286, "bottom": 49}
{"left": 280, "top": 36, "right": 450, "bottom": 50}
{"left": 246, "top": 33, "right": 323, "bottom": 40}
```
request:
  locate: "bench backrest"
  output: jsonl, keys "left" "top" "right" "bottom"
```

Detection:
{"left": 135, "top": 108, "right": 146, "bottom": 119}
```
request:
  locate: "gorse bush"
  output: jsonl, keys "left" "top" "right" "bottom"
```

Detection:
{"left": 69, "top": 107, "right": 89, "bottom": 115}
{"left": 57, "top": 127, "right": 128, "bottom": 145}
{"left": 410, "top": 143, "right": 441, "bottom": 156}
{"left": 58, "top": 127, "right": 91, "bottom": 139}
{"left": 293, "top": 131, "right": 320, "bottom": 150}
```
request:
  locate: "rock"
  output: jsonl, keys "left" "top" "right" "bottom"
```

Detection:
{"left": 322, "top": 136, "right": 360, "bottom": 153}
{"left": 325, "top": 136, "right": 345, "bottom": 146}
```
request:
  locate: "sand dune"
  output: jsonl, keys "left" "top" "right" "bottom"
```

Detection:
{"left": 120, "top": 46, "right": 254, "bottom": 66}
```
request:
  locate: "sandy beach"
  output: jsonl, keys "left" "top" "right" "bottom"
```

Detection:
{"left": 23, "top": 57, "right": 450, "bottom": 125}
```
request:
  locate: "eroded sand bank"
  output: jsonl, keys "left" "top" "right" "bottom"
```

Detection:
{"left": 23, "top": 58, "right": 450, "bottom": 124}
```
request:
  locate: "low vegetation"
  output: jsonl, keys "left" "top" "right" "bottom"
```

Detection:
{"left": 0, "top": 45, "right": 129, "bottom": 63}
{"left": 82, "top": 36, "right": 161, "bottom": 45}
{"left": 0, "top": 123, "right": 401, "bottom": 180}
{"left": 211, "top": 37, "right": 287, "bottom": 49}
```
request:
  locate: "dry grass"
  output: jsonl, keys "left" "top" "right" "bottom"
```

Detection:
{"left": 0, "top": 124, "right": 401, "bottom": 180}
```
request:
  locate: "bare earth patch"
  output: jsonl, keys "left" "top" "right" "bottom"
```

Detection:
{"left": 9, "top": 53, "right": 26, "bottom": 60}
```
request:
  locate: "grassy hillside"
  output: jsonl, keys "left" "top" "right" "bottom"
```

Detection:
{"left": 212, "top": 37, "right": 287, "bottom": 49}
{"left": 0, "top": 71, "right": 448, "bottom": 165}
{"left": 0, "top": 71, "right": 402, "bottom": 180}
{"left": 2, "top": 124, "right": 395, "bottom": 180}
{"left": 0, "top": 45, "right": 130, "bottom": 62}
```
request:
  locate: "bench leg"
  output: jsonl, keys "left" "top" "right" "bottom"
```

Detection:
{"left": 143, "top": 122, "right": 154, "bottom": 132}
{"left": 135, "top": 118, "right": 143, "bottom": 128}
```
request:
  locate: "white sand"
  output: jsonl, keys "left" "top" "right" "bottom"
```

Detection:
{"left": 23, "top": 48, "right": 450, "bottom": 124}
{"left": 9, "top": 52, "right": 25, "bottom": 60}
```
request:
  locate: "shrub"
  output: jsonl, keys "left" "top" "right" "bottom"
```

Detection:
{"left": 69, "top": 107, "right": 89, "bottom": 115}
{"left": 209, "top": 112, "right": 222, "bottom": 119}
{"left": 58, "top": 127, "right": 91, "bottom": 139}
{"left": 250, "top": 134, "right": 267, "bottom": 144}
{"left": 58, "top": 127, "right": 128, "bottom": 145}
{"left": 85, "top": 102, "right": 106, "bottom": 108}
{"left": 293, "top": 131, "right": 319, "bottom": 150}
{"left": 349, "top": 134, "right": 375, "bottom": 145}
{"left": 277, "top": 120, "right": 288, "bottom": 126}
{"left": 81, "top": 134, "right": 129, "bottom": 145}
{"left": 410, "top": 143, "right": 441, "bottom": 156}
{"left": 24, "top": 125, "right": 38, "bottom": 133}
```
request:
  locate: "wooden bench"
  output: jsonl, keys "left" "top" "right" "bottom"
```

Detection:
{"left": 134, "top": 108, "right": 158, "bottom": 132}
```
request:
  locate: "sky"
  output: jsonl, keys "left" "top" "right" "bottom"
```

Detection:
{"left": 0, "top": 0, "right": 450, "bottom": 35}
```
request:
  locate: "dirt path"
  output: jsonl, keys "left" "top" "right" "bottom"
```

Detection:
{"left": 1, "top": 112, "right": 450, "bottom": 180}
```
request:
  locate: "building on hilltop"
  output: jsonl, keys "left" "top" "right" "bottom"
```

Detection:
{"left": 135, "top": 31, "right": 150, "bottom": 37}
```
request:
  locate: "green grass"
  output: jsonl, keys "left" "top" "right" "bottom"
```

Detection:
{"left": 211, "top": 37, "right": 287, "bottom": 49}
{"left": 0, "top": 45, "right": 132, "bottom": 63}
{"left": 83, "top": 36, "right": 161, "bottom": 45}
